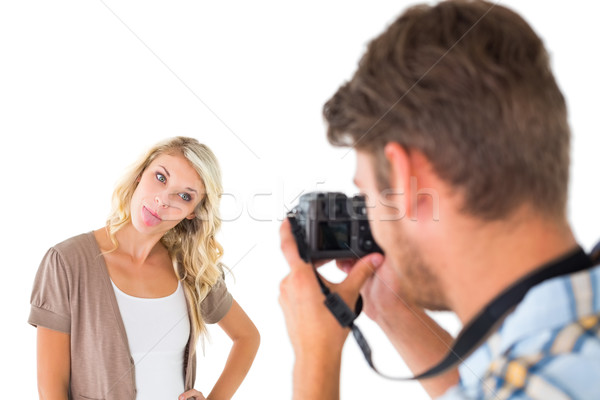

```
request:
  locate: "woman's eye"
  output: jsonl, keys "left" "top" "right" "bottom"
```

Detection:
{"left": 179, "top": 193, "right": 191, "bottom": 202}
{"left": 156, "top": 173, "right": 167, "bottom": 183}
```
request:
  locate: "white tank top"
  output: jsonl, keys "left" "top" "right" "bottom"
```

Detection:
{"left": 111, "top": 279, "right": 190, "bottom": 400}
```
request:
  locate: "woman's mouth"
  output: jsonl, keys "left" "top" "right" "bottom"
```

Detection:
{"left": 142, "top": 206, "right": 162, "bottom": 227}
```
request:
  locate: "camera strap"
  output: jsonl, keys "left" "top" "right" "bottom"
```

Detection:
{"left": 312, "top": 245, "right": 597, "bottom": 380}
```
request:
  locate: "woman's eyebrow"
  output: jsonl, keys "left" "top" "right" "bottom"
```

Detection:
{"left": 158, "top": 165, "right": 170, "bottom": 177}
{"left": 158, "top": 164, "right": 198, "bottom": 194}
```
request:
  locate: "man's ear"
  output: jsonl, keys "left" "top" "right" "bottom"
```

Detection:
{"left": 383, "top": 142, "right": 412, "bottom": 218}
{"left": 384, "top": 142, "right": 411, "bottom": 192}
{"left": 385, "top": 144, "right": 441, "bottom": 222}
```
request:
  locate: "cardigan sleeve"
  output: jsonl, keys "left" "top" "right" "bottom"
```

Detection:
{"left": 28, "top": 248, "right": 71, "bottom": 333}
{"left": 200, "top": 277, "right": 233, "bottom": 324}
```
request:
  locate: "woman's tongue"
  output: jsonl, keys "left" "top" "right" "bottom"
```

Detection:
{"left": 142, "top": 206, "right": 162, "bottom": 227}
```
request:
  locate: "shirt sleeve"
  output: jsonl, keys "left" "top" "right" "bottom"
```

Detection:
{"left": 28, "top": 248, "right": 71, "bottom": 333}
{"left": 200, "top": 277, "right": 233, "bottom": 324}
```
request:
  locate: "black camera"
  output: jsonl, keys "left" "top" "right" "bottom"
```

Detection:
{"left": 287, "top": 192, "right": 384, "bottom": 263}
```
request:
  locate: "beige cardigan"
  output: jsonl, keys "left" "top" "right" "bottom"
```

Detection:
{"left": 28, "top": 232, "right": 232, "bottom": 400}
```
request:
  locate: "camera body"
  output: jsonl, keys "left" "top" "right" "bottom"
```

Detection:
{"left": 287, "top": 192, "right": 383, "bottom": 262}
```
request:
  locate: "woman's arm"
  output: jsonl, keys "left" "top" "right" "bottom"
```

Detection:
{"left": 207, "top": 299, "right": 260, "bottom": 400}
{"left": 37, "top": 326, "right": 70, "bottom": 400}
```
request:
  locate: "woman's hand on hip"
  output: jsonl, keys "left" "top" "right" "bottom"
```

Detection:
{"left": 179, "top": 389, "right": 207, "bottom": 400}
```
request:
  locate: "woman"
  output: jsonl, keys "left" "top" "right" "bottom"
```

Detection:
{"left": 29, "top": 137, "right": 260, "bottom": 399}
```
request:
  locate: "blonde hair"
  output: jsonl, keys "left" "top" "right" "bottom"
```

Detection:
{"left": 106, "top": 136, "right": 224, "bottom": 348}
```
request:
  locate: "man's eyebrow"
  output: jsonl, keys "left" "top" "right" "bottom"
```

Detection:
{"left": 158, "top": 165, "right": 170, "bottom": 177}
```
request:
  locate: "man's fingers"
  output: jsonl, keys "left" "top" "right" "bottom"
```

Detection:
{"left": 314, "top": 259, "right": 332, "bottom": 269}
{"left": 336, "top": 258, "right": 356, "bottom": 274}
{"left": 343, "top": 253, "right": 384, "bottom": 293}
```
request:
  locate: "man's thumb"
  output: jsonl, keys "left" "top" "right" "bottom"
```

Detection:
{"left": 345, "top": 253, "right": 384, "bottom": 292}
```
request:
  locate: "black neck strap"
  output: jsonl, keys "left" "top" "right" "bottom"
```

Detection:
{"left": 313, "top": 245, "right": 596, "bottom": 380}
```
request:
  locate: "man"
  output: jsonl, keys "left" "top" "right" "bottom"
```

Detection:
{"left": 279, "top": 1, "right": 600, "bottom": 399}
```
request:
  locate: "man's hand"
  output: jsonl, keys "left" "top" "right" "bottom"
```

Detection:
{"left": 278, "top": 219, "right": 384, "bottom": 399}
{"left": 279, "top": 219, "right": 384, "bottom": 354}
{"left": 337, "top": 257, "right": 412, "bottom": 328}
{"left": 338, "top": 256, "right": 460, "bottom": 398}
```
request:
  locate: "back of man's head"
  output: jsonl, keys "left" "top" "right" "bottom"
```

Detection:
{"left": 324, "top": 0, "right": 569, "bottom": 221}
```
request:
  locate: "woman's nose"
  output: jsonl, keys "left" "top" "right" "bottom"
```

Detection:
{"left": 155, "top": 193, "right": 169, "bottom": 208}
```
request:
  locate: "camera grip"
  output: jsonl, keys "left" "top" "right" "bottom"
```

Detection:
{"left": 287, "top": 215, "right": 311, "bottom": 263}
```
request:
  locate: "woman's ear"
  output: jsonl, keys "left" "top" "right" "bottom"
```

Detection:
{"left": 186, "top": 213, "right": 196, "bottom": 220}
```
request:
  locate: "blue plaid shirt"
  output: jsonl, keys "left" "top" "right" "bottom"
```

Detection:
{"left": 438, "top": 263, "right": 600, "bottom": 400}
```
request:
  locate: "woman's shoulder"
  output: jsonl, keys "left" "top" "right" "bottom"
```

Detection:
{"left": 34, "top": 231, "right": 104, "bottom": 286}
{"left": 49, "top": 231, "right": 100, "bottom": 266}
{"left": 52, "top": 231, "right": 96, "bottom": 251}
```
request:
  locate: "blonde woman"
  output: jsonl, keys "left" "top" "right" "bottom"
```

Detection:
{"left": 29, "top": 137, "right": 260, "bottom": 400}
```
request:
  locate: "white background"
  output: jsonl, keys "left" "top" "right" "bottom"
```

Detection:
{"left": 1, "top": 1, "right": 598, "bottom": 398}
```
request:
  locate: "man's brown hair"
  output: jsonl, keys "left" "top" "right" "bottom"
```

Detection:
{"left": 324, "top": 0, "right": 570, "bottom": 220}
